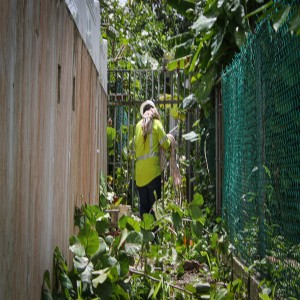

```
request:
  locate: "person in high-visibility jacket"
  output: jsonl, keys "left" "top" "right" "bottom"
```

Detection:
{"left": 134, "top": 100, "right": 172, "bottom": 219}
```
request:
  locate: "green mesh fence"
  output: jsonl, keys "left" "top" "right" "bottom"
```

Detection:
{"left": 222, "top": 12, "right": 300, "bottom": 298}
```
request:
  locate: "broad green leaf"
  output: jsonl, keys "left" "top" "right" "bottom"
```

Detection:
{"left": 54, "top": 247, "right": 68, "bottom": 272}
{"left": 199, "top": 44, "right": 212, "bottom": 71}
{"left": 191, "top": 220, "right": 203, "bottom": 238}
{"left": 121, "top": 37, "right": 129, "bottom": 45}
{"left": 217, "top": 0, "right": 225, "bottom": 9}
{"left": 204, "top": 0, "right": 225, "bottom": 16}
{"left": 263, "top": 165, "right": 271, "bottom": 178}
{"left": 259, "top": 294, "right": 271, "bottom": 300}
{"left": 167, "top": 58, "right": 186, "bottom": 71}
{"left": 42, "top": 290, "right": 53, "bottom": 300}
{"left": 185, "top": 283, "right": 196, "bottom": 294}
{"left": 171, "top": 212, "right": 182, "bottom": 229}
{"left": 202, "top": 100, "right": 214, "bottom": 119}
{"left": 90, "top": 237, "right": 107, "bottom": 263}
{"left": 126, "top": 217, "right": 141, "bottom": 232}
{"left": 289, "top": 9, "right": 300, "bottom": 35}
{"left": 43, "top": 270, "right": 51, "bottom": 290}
{"left": 168, "top": 31, "right": 194, "bottom": 47}
{"left": 182, "top": 131, "right": 199, "bottom": 142}
{"left": 141, "top": 228, "right": 155, "bottom": 243}
{"left": 192, "top": 193, "right": 204, "bottom": 206}
{"left": 124, "top": 231, "right": 143, "bottom": 256}
{"left": 193, "top": 119, "right": 200, "bottom": 128}
{"left": 189, "top": 205, "right": 202, "bottom": 221}
{"left": 74, "top": 206, "right": 85, "bottom": 229}
{"left": 100, "top": 171, "right": 107, "bottom": 195}
{"left": 245, "top": 1, "right": 273, "bottom": 18}
{"left": 235, "top": 5, "right": 247, "bottom": 28}
{"left": 69, "top": 242, "right": 86, "bottom": 257}
{"left": 189, "top": 41, "right": 203, "bottom": 72}
{"left": 148, "top": 286, "right": 155, "bottom": 299}
{"left": 211, "top": 26, "right": 225, "bottom": 57}
{"left": 73, "top": 256, "right": 89, "bottom": 273}
{"left": 69, "top": 235, "right": 86, "bottom": 257}
{"left": 224, "top": 0, "right": 240, "bottom": 17}
{"left": 84, "top": 205, "right": 102, "bottom": 225}
{"left": 107, "top": 127, "right": 116, "bottom": 148}
{"left": 107, "top": 27, "right": 117, "bottom": 39}
{"left": 216, "top": 217, "right": 222, "bottom": 223}
{"left": 191, "top": 73, "right": 201, "bottom": 84}
{"left": 96, "top": 217, "right": 110, "bottom": 237}
{"left": 102, "top": 254, "right": 118, "bottom": 268}
{"left": 60, "top": 273, "right": 73, "bottom": 290}
{"left": 109, "top": 265, "right": 120, "bottom": 281}
{"left": 118, "top": 215, "right": 128, "bottom": 230}
{"left": 273, "top": 6, "right": 291, "bottom": 32}
{"left": 235, "top": 26, "right": 247, "bottom": 48}
{"left": 93, "top": 280, "right": 113, "bottom": 300}
{"left": 114, "top": 283, "right": 130, "bottom": 299}
{"left": 78, "top": 225, "right": 100, "bottom": 257}
{"left": 80, "top": 261, "right": 93, "bottom": 284}
{"left": 215, "top": 288, "right": 228, "bottom": 300}
{"left": 191, "top": 15, "right": 217, "bottom": 34}
{"left": 167, "top": 0, "right": 195, "bottom": 17}
{"left": 76, "top": 281, "right": 82, "bottom": 299}
{"left": 118, "top": 251, "right": 130, "bottom": 277}
{"left": 174, "top": 40, "right": 193, "bottom": 59}
{"left": 174, "top": 262, "right": 184, "bottom": 277}
{"left": 118, "top": 228, "right": 129, "bottom": 250}
{"left": 168, "top": 201, "right": 184, "bottom": 216}
{"left": 181, "top": 94, "right": 197, "bottom": 110}
{"left": 257, "top": 4, "right": 278, "bottom": 23}
{"left": 153, "top": 279, "right": 162, "bottom": 298}
{"left": 210, "top": 232, "right": 219, "bottom": 249}
{"left": 141, "top": 213, "right": 155, "bottom": 230}
{"left": 92, "top": 267, "right": 110, "bottom": 287}
{"left": 147, "top": 244, "right": 160, "bottom": 259}
{"left": 196, "top": 66, "right": 216, "bottom": 101}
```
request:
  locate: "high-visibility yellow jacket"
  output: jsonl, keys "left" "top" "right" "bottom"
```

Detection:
{"left": 134, "top": 119, "right": 170, "bottom": 187}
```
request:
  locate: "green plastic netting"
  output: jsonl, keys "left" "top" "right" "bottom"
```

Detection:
{"left": 222, "top": 11, "right": 300, "bottom": 298}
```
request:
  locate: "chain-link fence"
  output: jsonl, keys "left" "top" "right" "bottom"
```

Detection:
{"left": 222, "top": 11, "right": 300, "bottom": 298}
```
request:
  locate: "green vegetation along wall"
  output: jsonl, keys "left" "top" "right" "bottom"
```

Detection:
{"left": 221, "top": 13, "right": 300, "bottom": 299}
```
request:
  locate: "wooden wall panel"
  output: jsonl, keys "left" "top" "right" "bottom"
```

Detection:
{"left": 0, "top": 0, "right": 107, "bottom": 299}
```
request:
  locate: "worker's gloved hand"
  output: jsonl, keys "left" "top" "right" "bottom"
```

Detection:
{"left": 167, "top": 133, "right": 176, "bottom": 144}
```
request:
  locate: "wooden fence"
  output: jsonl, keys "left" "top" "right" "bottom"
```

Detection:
{"left": 0, "top": 0, "right": 107, "bottom": 298}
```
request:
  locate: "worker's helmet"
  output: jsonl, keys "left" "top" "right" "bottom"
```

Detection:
{"left": 140, "top": 100, "right": 156, "bottom": 116}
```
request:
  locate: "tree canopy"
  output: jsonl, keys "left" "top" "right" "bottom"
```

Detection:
{"left": 101, "top": 0, "right": 300, "bottom": 105}
{"left": 100, "top": 0, "right": 190, "bottom": 70}
{"left": 166, "top": 0, "right": 300, "bottom": 104}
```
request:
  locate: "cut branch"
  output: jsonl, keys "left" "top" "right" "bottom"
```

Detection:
{"left": 129, "top": 267, "right": 194, "bottom": 295}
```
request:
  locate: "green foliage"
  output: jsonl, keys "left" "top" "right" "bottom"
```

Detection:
{"left": 106, "top": 126, "right": 116, "bottom": 152}
{"left": 166, "top": 0, "right": 300, "bottom": 125}
{"left": 99, "top": 171, "right": 110, "bottom": 209}
{"left": 42, "top": 190, "right": 252, "bottom": 299}
{"left": 167, "top": 0, "right": 255, "bottom": 107}
{"left": 245, "top": 2, "right": 300, "bottom": 35}
{"left": 100, "top": 0, "right": 187, "bottom": 70}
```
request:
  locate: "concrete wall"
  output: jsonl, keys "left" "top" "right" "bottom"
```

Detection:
{"left": 0, "top": 0, "right": 107, "bottom": 298}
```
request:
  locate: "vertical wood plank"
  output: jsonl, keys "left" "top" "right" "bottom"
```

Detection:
{"left": 0, "top": 0, "right": 107, "bottom": 298}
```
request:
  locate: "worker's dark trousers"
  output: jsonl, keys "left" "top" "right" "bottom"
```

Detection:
{"left": 137, "top": 175, "right": 161, "bottom": 219}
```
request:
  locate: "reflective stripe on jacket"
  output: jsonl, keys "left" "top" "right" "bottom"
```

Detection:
{"left": 134, "top": 119, "right": 170, "bottom": 187}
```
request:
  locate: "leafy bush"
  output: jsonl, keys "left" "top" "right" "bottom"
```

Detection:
{"left": 42, "top": 192, "right": 250, "bottom": 299}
